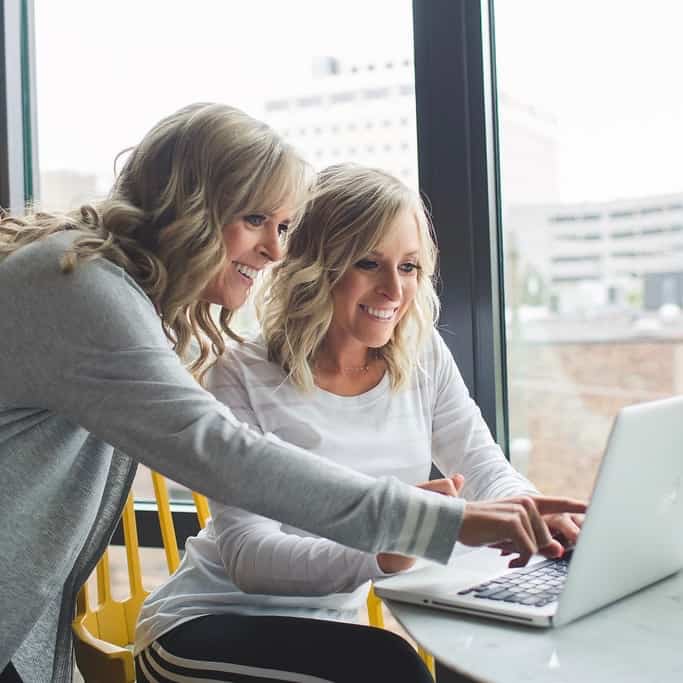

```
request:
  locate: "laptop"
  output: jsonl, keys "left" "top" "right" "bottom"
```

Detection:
{"left": 375, "top": 395, "right": 683, "bottom": 627}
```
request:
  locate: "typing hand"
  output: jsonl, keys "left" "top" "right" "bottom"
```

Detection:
{"left": 544, "top": 511, "right": 585, "bottom": 548}
{"left": 377, "top": 474, "right": 466, "bottom": 574}
{"left": 493, "top": 510, "right": 586, "bottom": 558}
{"left": 458, "top": 496, "right": 587, "bottom": 568}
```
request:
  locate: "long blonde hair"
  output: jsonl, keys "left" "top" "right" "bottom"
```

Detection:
{"left": 0, "top": 103, "right": 308, "bottom": 381}
{"left": 260, "top": 163, "right": 440, "bottom": 391}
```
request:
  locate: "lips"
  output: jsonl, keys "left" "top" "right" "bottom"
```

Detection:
{"left": 234, "top": 262, "right": 260, "bottom": 281}
{"left": 360, "top": 304, "right": 398, "bottom": 321}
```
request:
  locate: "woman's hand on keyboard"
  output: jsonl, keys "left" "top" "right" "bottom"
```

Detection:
{"left": 544, "top": 511, "right": 585, "bottom": 547}
{"left": 458, "top": 496, "right": 587, "bottom": 567}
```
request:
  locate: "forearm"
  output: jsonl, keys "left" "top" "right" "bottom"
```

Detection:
{"left": 64, "top": 356, "right": 464, "bottom": 563}
{"left": 223, "top": 529, "right": 383, "bottom": 596}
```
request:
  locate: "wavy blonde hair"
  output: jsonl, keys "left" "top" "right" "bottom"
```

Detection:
{"left": 259, "top": 163, "right": 440, "bottom": 392}
{"left": 0, "top": 103, "right": 308, "bottom": 381}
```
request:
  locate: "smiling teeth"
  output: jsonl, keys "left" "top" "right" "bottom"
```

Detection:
{"left": 235, "top": 263, "right": 259, "bottom": 280}
{"left": 363, "top": 306, "right": 395, "bottom": 320}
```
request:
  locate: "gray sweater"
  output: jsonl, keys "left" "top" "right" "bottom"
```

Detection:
{"left": 0, "top": 231, "right": 464, "bottom": 682}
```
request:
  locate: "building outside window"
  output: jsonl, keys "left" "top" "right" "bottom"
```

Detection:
{"left": 495, "top": 0, "right": 683, "bottom": 498}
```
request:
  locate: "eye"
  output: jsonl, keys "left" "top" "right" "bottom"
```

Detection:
{"left": 244, "top": 214, "right": 267, "bottom": 227}
{"left": 277, "top": 223, "right": 289, "bottom": 238}
{"left": 355, "top": 259, "right": 378, "bottom": 270}
{"left": 399, "top": 262, "right": 421, "bottom": 274}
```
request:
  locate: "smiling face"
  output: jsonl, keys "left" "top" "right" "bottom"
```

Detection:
{"left": 327, "top": 207, "right": 421, "bottom": 353}
{"left": 200, "top": 207, "right": 293, "bottom": 309}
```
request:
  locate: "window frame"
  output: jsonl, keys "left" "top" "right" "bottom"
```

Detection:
{"left": 413, "top": 0, "right": 508, "bottom": 450}
{"left": 0, "top": 0, "right": 38, "bottom": 211}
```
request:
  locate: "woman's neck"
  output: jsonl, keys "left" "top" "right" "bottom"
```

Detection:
{"left": 313, "top": 338, "right": 385, "bottom": 397}
{"left": 315, "top": 336, "right": 371, "bottom": 373}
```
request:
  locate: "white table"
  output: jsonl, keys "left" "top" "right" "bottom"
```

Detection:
{"left": 383, "top": 567, "right": 683, "bottom": 683}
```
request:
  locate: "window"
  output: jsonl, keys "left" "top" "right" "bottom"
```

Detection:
{"left": 330, "top": 91, "right": 356, "bottom": 104}
{"left": 551, "top": 255, "right": 601, "bottom": 264}
{"left": 0, "top": 0, "right": 37, "bottom": 212}
{"left": 495, "top": 0, "right": 683, "bottom": 498}
{"left": 296, "top": 96, "right": 323, "bottom": 108}
{"left": 265, "top": 99, "right": 290, "bottom": 113}
{"left": 362, "top": 87, "right": 390, "bottom": 100}
{"left": 556, "top": 233, "right": 602, "bottom": 241}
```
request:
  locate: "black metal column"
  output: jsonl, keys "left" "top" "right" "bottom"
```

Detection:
{"left": 413, "top": 0, "right": 508, "bottom": 447}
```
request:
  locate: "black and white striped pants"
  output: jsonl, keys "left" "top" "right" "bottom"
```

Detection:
{"left": 0, "top": 662, "right": 22, "bottom": 683}
{"left": 135, "top": 613, "right": 437, "bottom": 683}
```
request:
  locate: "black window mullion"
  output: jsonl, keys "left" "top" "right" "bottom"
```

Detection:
{"left": 20, "top": 0, "right": 38, "bottom": 204}
{"left": 0, "top": 0, "right": 35, "bottom": 212}
{"left": 413, "top": 0, "right": 507, "bottom": 449}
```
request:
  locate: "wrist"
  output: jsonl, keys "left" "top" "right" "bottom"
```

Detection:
{"left": 377, "top": 552, "right": 416, "bottom": 574}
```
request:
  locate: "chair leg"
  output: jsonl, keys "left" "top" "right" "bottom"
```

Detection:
{"left": 418, "top": 646, "right": 436, "bottom": 679}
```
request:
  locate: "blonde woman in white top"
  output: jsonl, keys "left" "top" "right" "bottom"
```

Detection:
{"left": 135, "top": 164, "right": 585, "bottom": 683}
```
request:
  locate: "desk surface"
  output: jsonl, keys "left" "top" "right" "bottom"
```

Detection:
{"left": 384, "top": 568, "right": 683, "bottom": 683}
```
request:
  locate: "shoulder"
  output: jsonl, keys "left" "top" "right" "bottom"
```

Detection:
{"left": 207, "top": 336, "right": 287, "bottom": 393}
{"left": 417, "top": 327, "right": 456, "bottom": 373}
{"left": 221, "top": 336, "right": 272, "bottom": 378}
{"left": 410, "top": 327, "right": 467, "bottom": 400}
{"left": 0, "top": 231, "right": 158, "bottom": 335}
{"left": 3, "top": 230, "right": 149, "bottom": 299}
{"left": 224, "top": 335, "right": 270, "bottom": 366}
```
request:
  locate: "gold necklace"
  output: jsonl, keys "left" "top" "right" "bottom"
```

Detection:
{"left": 315, "top": 352, "right": 379, "bottom": 374}
{"left": 316, "top": 361, "right": 370, "bottom": 373}
{"left": 339, "top": 364, "right": 370, "bottom": 373}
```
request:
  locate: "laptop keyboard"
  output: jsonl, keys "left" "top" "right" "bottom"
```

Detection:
{"left": 457, "top": 551, "right": 573, "bottom": 608}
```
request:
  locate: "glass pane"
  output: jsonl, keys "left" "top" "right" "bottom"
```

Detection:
{"left": 33, "top": 0, "right": 416, "bottom": 502}
{"left": 495, "top": 1, "right": 683, "bottom": 498}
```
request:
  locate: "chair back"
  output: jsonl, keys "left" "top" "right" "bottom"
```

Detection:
{"left": 72, "top": 473, "right": 207, "bottom": 683}
{"left": 73, "top": 493, "right": 146, "bottom": 683}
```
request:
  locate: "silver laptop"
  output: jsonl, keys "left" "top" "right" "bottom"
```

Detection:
{"left": 375, "top": 395, "right": 683, "bottom": 627}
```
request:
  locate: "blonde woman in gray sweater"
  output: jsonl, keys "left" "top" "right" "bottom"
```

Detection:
{"left": 0, "top": 105, "right": 583, "bottom": 683}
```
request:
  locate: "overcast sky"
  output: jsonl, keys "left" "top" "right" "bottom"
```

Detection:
{"left": 34, "top": 0, "right": 683, "bottom": 204}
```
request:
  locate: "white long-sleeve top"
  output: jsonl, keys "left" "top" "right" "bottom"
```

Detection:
{"left": 135, "top": 329, "right": 536, "bottom": 652}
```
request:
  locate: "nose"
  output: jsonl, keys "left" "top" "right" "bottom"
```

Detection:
{"left": 377, "top": 268, "right": 402, "bottom": 302}
{"left": 259, "top": 222, "right": 284, "bottom": 262}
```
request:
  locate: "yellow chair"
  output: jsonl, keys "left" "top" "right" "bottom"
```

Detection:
{"left": 72, "top": 472, "right": 208, "bottom": 683}
{"left": 72, "top": 471, "right": 435, "bottom": 681}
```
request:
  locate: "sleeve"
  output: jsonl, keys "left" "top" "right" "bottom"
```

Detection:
{"left": 0, "top": 249, "right": 463, "bottom": 563}
{"left": 429, "top": 331, "right": 539, "bottom": 501}
{"left": 206, "top": 357, "right": 385, "bottom": 595}
{"left": 209, "top": 502, "right": 384, "bottom": 595}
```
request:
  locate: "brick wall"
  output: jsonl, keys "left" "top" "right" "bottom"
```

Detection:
{"left": 508, "top": 340, "right": 683, "bottom": 498}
